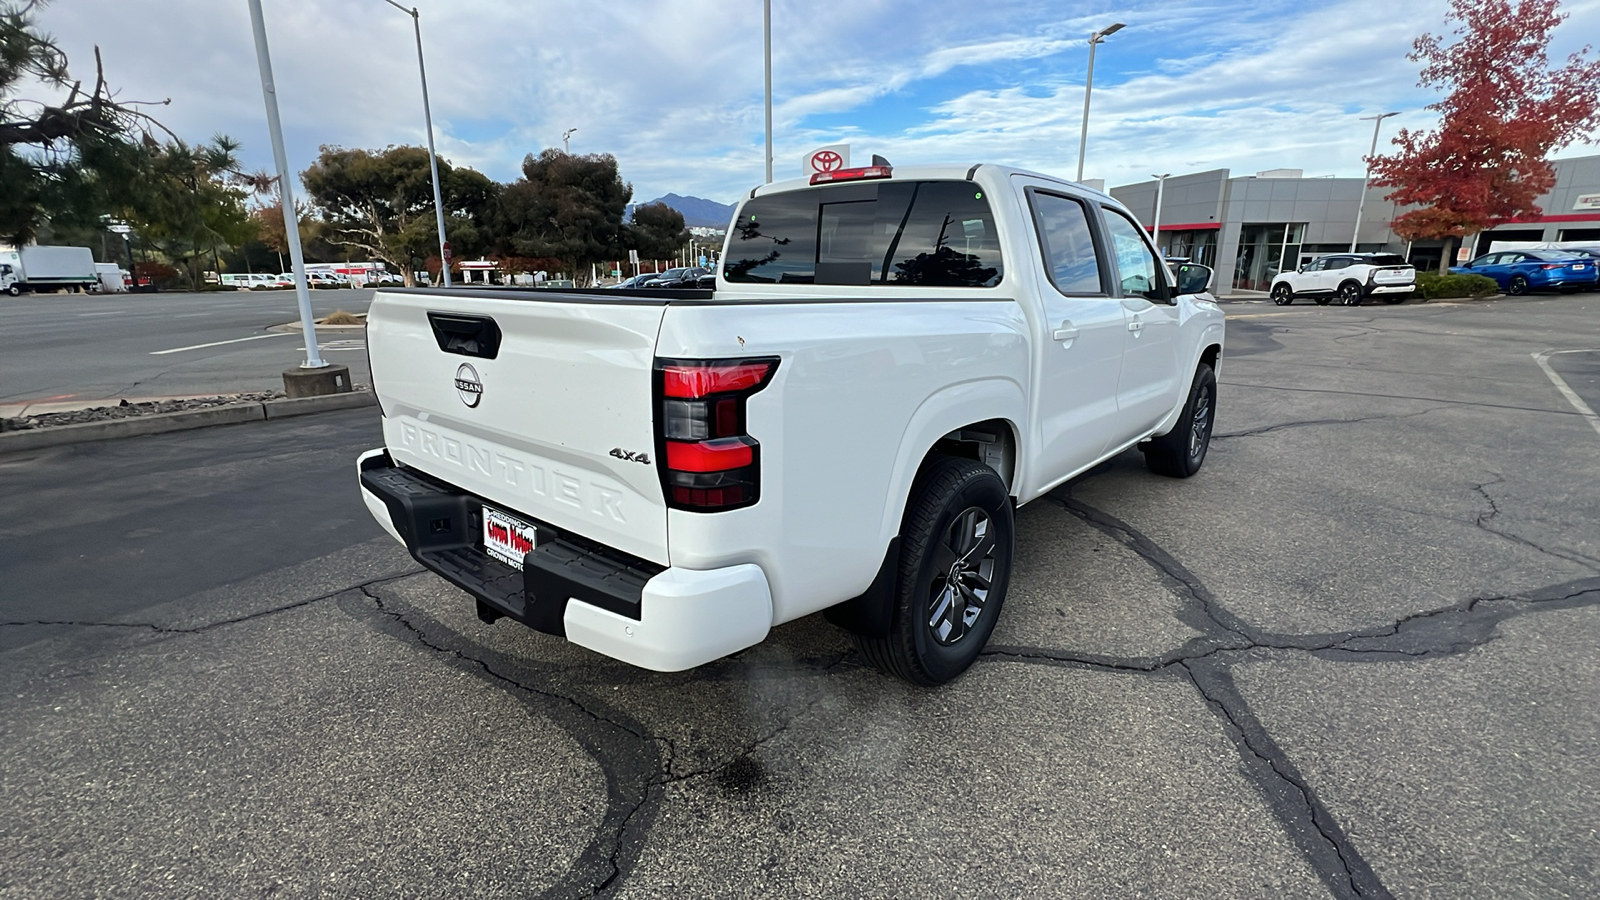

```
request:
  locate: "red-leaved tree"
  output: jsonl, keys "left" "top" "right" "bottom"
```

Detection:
{"left": 1369, "top": 0, "right": 1600, "bottom": 270}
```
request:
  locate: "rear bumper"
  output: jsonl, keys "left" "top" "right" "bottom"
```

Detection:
{"left": 356, "top": 448, "right": 771, "bottom": 671}
{"left": 1368, "top": 284, "right": 1414, "bottom": 294}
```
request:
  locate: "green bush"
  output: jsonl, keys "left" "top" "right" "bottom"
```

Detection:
{"left": 1415, "top": 272, "right": 1499, "bottom": 299}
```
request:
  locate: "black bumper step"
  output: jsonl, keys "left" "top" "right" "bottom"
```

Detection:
{"left": 359, "top": 453, "right": 663, "bottom": 635}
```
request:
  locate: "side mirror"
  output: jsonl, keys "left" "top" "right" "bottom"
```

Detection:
{"left": 1296, "top": 265, "right": 1304, "bottom": 273}
{"left": 1175, "top": 263, "right": 1214, "bottom": 295}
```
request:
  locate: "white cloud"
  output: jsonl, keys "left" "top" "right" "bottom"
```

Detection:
{"left": 22, "top": 0, "right": 1600, "bottom": 205}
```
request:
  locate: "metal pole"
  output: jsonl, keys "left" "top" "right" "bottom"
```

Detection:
{"left": 1077, "top": 34, "right": 1096, "bottom": 183}
{"left": 246, "top": 0, "right": 326, "bottom": 368}
{"left": 386, "top": 0, "right": 452, "bottom": 287}
{"left": 1351, "top": 112, "right": 1398, "bottom": 253}
{"left": 763, "top": 0, "right": 773, "bottom": 183}
{"left": 1151, "top": 174, "right": 1169, "bottom": 255}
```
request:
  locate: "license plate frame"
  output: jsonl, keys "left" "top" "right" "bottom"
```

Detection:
{"left": 482, "top": 505, "right": 537, "bottom": 570}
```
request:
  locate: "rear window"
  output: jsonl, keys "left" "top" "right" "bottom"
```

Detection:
{"left": 1527, "top": 249, "right": 1584, "bottom": 261}
{"left": 1366, "top": 254, "right": 1407, "bottom": 266}
{"left": 724, "top": 180, "right": 1003, "bottom": 287}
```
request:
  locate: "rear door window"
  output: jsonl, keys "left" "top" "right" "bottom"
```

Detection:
{"left": 1029, "top": 191, "right": 1104, "bottom": 294}
{"left": 725, "top": 180, "right": 1003, "bottom": 287}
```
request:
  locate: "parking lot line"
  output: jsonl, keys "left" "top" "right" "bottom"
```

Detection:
{"left": 149, "top": 333, "right": 294, "bottom": 355}
{"left": 1532, "top": 349, "right": 1600, "bottom": 439}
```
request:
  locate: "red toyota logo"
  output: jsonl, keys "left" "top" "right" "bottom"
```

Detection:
{"left": 810, "top": 150, "right": 843, "bottom": 173}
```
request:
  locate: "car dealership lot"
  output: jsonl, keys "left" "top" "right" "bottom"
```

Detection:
{"left": 1, "top": 295, "right": 1597, "bottom": 898}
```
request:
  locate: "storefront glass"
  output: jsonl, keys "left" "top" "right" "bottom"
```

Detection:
{"left": 1232, "top": 223, "right": 1305, "bottom": 291}
{"left": 1157, "top": 229, "right": 1217, "bottom": 267}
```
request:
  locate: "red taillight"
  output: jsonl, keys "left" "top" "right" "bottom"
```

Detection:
{"left": 654, "top": 357, "right": 778, "bottom": 512}
{"left": 809, "top": 165, "right": 892, "bottom": 185}
{"left": 1541, "top": 264, "right": 1562, "bottom": 270}
{"left": 662, "top": 361, "right": 774, "bottom": 398}
{"left": 666, "top": 437, "right": 754, "bottom": 472}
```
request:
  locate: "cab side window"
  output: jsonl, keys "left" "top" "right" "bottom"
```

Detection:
{"left": 1304, "top": 258, "right": 1326, "bottom": 272}
{"left": 1029, "top": 191, "right": 1104, "bottom": 294}
{"left": 1101, "top": 208, "right": 1168, "bottom": 302}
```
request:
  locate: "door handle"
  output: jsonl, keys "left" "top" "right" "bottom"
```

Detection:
{"left": 1052, "top": 322, "right": 1080, "bottom": 343}
{"left": 1126, "top": 320, "right": 1143, "bottom": 333}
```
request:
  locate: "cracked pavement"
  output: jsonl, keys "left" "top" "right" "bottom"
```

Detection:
{"left": 2, "top": 293, "right": 1598, "bottom": 898}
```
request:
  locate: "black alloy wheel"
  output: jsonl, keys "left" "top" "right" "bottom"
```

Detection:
{"left": 1143, "top": 362, "right": 1217, "bottom": 478}
{"left": 854, "top": 456, "right": 1014, "bottom": 686}
{"left": 1509, "top": 275, "right": 1530, "bottom": 295}
{"left": 1339, "top": 281, "right": 1363, "bottom": 306}
{"left": 1271, "top": 283, "right": 1293, "bottom": 305}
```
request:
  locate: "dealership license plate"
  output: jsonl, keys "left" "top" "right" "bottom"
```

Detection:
{"left": 482, "top": 505, "right": 536, "bottom": 569}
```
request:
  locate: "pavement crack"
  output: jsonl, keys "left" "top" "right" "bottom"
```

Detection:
{"left": 1470, "top": 474, "right": 1600, "bottom": 571}
{"left": 0, "top": 569, "right": 423, "bottom": 635}
{"left": 1213, "top": 407, "right": 1442, "bottom": 440}
{"left": 1182, "top": 661, "right": 1392, "bottom": 900}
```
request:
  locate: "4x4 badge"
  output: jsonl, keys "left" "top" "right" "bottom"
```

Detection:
{"left": 609, "top": 448, "right": 651, "bottom": 464}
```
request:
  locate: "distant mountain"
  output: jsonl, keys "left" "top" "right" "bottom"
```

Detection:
{"left": 628, "top": 193, "right": 735, "bottom": 229}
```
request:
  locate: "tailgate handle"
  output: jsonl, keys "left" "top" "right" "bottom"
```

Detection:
{"left": 427, "top": 313, "right": 501, "bottom": 360}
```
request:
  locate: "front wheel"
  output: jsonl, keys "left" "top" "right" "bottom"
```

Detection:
{"left": 1508, "top": 275, "right": 1529, "bottom": 296}
{"left": 855, "top": 456, "right": 1014, "bottom": 686}
{"left": 1271, "top": 283, "right": 1293, "bottom": 305}
{"left": 4, "top": 285, "right": 19, "bottom": 296}
{"left": 1142, "top": 363, "right": 1216, "bottom": 478}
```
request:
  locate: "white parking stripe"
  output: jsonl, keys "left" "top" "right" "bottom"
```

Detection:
{"left": 1532, "top": 349, "right": 1600, "bottom": 440}
{"left": 149, "top": 333, "right": 294, "bottom": 355}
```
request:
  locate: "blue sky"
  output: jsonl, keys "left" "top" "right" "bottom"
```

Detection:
{"left": 30, "top": 0, "right": 1600, "bottom": 205}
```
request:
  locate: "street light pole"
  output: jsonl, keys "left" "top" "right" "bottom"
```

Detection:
{"left": 1151, "top": 173, "right": 1170, "bottom": 256}
{"left": 562, "top": 128, "right": 577, "bottom": 154}
{"left": 763, "top": 0, "right": 773, "bottom": 183}
{"left": 383, "top": 0, "right": 450, "bottom": 287}
{"left": 1351, "top": 111, "right": 1399, "bottom": 253}
{"left": 246, "top": 0, "right": 326, "bottom": 369}
{"left": 1076, "top": 22, "right": 1124, "bottom": 183}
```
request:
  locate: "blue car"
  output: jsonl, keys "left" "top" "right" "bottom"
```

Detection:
{"left": 1451, "top": 249, "right": 1599, "bottom": 294}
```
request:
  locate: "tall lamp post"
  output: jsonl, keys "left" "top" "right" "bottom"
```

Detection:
{"left": 1150, "top": 173, "right": 1170, "bottom": 256}
{"left": 763, "top": 0, "right": 773, "bottom": 183}
{"left": 1350, "top": 111, "right": 1399, "bottom": 253}
{"left": 246, "top": 0, "right": 325, "bottom": 369}
{"left": 1076, "top": 22, "right": 1124, "bottom": 183}
{"left": 562, "top": 128, "right": 577, "bottom": 154}
{"left": 382, "top": 0, "right": 451, "bottom": 287}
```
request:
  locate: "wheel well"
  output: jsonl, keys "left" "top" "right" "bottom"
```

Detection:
{"left": 928, "top": 418, "right": 1017, "bottom": 493}
{"left": 1200, "top": 343, "right": 1221, "bottom": 374}
{"left": 1339, "top": 278, "right": 1363, "bottom": 291}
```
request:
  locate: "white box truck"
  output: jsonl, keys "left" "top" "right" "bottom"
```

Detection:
{"left": 0, "top": 246, "right": 99, "bottom": 295}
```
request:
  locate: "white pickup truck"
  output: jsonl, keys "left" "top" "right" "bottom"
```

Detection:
{"left": 357, "top": 163, "right": 1226, "bottom": 685}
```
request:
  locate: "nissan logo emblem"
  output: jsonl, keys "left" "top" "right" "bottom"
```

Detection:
{"left": 455, "top": 363, "right": 483, "bottom": 408}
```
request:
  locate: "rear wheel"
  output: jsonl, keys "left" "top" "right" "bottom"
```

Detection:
{"left": 1270, "top": 283, "right": 1293, "bottom": 305}
{"left": 855, "top": 456, "right": 1013, "bottom": 686}
{"left": 1338, "top": 281, "right": 1363, "bottom": 306}
{"left": 1509, "top": 275, "right": 1529, "bottom": 295}
{"left": 1142, "top": 363, "right": 1216, "bottom": 478}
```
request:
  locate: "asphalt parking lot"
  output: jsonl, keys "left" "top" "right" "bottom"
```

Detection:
{"left": 2, "top": 293, "right": 1597, "bottom": 899}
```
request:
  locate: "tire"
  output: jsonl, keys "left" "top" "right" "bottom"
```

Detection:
{"left": 1509, "top": 275, "right": 1529, "bottom": 296}
{"left": 1270, "top": 283, "right": 1293, "bottom": 305}
{"left": 854, "top": 456, "right": 1014, "bottom": 686}
{"left": 1338, "top": 281, "right": 1363, "bottom": 306}
{"left": 4, "top": 285, "right": 19, "bottom": 296}
{"left": 1142, "top": 362, "right": 1217, "bottom": 479}
{"left": 1314, "top": 296, "right": 1332, "bottom": 306}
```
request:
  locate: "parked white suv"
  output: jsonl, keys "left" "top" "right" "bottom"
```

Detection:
{"left": 357, "top": 163, "right": 1226, "bottom": 684}
{"left": 1270, "top": 253, "right": 1415, "bottom": 306}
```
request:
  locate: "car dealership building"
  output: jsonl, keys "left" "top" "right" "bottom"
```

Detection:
{"left": 1109, "top": 153, "right": 1600, "bottom": 294}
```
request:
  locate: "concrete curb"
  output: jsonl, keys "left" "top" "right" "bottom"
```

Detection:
{"left": 0, "top": 392, "right": 376, "bottom": 455}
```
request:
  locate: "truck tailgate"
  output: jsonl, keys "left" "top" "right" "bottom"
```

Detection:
{"left": 368, "top": 290, "right": 669, "bottom": 565}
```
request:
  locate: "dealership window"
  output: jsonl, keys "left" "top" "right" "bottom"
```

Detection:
{"left": 1156, "top": 229, "right": 1217, "bottom": 267}
{"left": 1232, "top": 222, "right": 1306, "bottom": 292}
